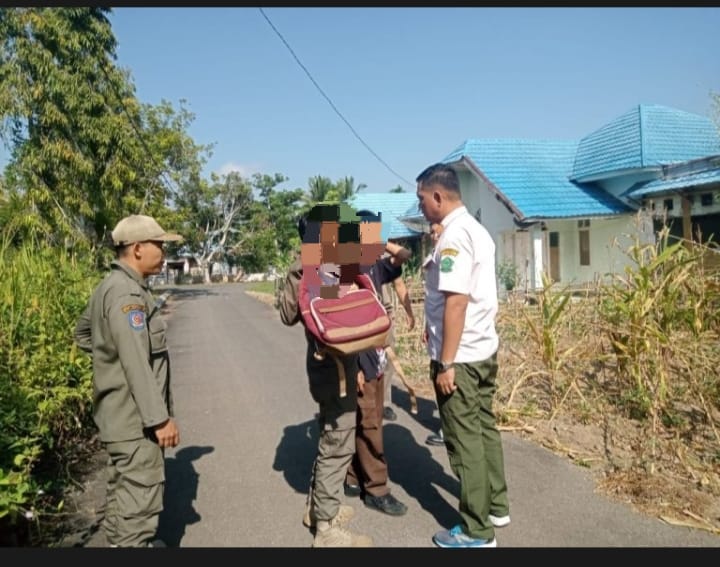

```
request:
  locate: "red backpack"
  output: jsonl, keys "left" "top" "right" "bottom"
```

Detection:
{"left": 299, "top": 272, "right": 390, "bottom": 397}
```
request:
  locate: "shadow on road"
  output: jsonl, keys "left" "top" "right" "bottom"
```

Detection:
{"left": 272, "top": 419, "right": 318, "bottom": 495}
{"left": 272, "top": 415, "right": 460, "bottom": 529}
{"left": 384, "top": 423, "right": 460, "bottom": 528}
{"left": 158, "top": 445, "right": 215, "bottom": 547}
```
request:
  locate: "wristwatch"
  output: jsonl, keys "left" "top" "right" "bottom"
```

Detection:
{"left": 438, "top": 360, "right": 454, "bottom": 373}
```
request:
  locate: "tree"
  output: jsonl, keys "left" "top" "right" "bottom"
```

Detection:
{"left": 389, "top": 184, "right": 405, "bottom": 193}
{"left": 176, "top": 170, "right": 253, "bottom": 283}
{"left": 0, "top": 8, "right": 210, "bottom": 249}
{"left": 334, "top": 175, "right": 367, "bottom": 201}
{"left": 305, "top": 175, "right": 334, "bottom": 204}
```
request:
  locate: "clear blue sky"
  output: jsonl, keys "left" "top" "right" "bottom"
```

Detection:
{"left": 5, "top": 8, "right": 720, "bottom": 194}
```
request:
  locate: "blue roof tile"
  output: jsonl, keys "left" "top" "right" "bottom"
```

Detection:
{"left": 349, "top": 192, "right": 422, "bottom": 241}
{"left": 442, "top": 139, "right": 633, "bottom": 219}
{"left": 571, "top": 105, "right": 720, "bottom": 181}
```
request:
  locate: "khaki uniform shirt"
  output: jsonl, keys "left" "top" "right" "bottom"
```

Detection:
{"left": 74, "top": 260, "right": 173, "bottom": 442}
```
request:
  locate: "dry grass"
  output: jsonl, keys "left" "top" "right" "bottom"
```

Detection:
{"left": 252, "top": 259, "right": 720, "bottom": 535}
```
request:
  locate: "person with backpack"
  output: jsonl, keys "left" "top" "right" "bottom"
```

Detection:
{"left": 277, "top": 203, "right": 409, "bottom": 547}
{"left": 343, "top": 210, "right": 411, "bottom": 517}
{"left": 415, "top": 163, "right": 510, "bottom": 548}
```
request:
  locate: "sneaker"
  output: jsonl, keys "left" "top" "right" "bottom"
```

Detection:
{"left": 489, "top": 514, "right": 511, "bottom": 527}
{"left": 425, "top": 430, "right": 444, "bottom": 446}
{"left": 313, "top": 520, "right": 373, "bottom": 547}
{"left": 146, "top": 538, "right": 167, "bottom": 547}
{"left": 432, "top": 525, "right": 496, "bottom": 548}
{"left": 303, "top": 503, "right": 354, "bottom": 529}
{"left": 383, "top": 406, "right": 397, "bottom": 421}
{"left": 343, "top": 482, "right": 362, "bottom": 498}
{"left": 363, "top": 492, "right": 408, "bottom": 516}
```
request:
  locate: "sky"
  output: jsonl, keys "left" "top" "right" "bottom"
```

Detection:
{"left": 4, "top": 7, "right": 720, "bottom": 194}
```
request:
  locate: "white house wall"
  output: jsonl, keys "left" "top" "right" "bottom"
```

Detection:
{"left": 457, "top": 169, "right": 516, "bottom": 242}
{"left": 545, "top": 212, "right": 655, "bottom": 287}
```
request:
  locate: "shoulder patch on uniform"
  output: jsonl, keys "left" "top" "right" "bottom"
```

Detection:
{"left": 128, "top": 309, "right": 146, "bottom": 331}
{"left": 440, "top": 248, "right": 459, "bottom": 257}
{"left": 440, "top": 257, "right": 455, "bottom": 273}
{"left": 121, "top": 303, "right": 146, "bottom": 314}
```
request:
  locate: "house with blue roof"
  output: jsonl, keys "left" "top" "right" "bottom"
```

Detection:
{"left": 400, "top": 104, "right": 720, "bottom": 290}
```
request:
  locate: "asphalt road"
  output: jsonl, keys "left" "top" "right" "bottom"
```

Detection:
{"left": 82, "top": 283, "right": 720, "bottom": 548}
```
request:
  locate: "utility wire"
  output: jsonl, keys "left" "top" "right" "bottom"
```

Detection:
{"left": 259, "top": 8, "right": 414, "bottom": 189}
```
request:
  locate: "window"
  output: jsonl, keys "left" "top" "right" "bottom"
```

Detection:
{"left": 578, "top": 219, "right": 590, "bottom": 266}
{"left": 701, "top": 193, "right": 713, "bottom": 207}
{"left": 663, "top": 198, "right": 674, "bottom": 211}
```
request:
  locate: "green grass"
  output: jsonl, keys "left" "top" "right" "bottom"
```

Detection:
{"left": 245, "top": 280, "right": 275, "bottom": 295}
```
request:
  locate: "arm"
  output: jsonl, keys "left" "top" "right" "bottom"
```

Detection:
{"left": 385, "top": 241, "right": 411, "bottom": 267}
{"left": 392, "top": 276, "right": 415, "bottom": 331}
{"left": 107, "top": 294, "right": 171, "bottom": 432}
{"left": 436, "top": 291, "right": 469, "bottom": 395}
{"left": 74, "top": 304, "right": 93, "bottom": 353}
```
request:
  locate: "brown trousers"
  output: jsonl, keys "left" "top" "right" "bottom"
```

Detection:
{"left": 345, "top": 375, "right": 389, "bottom": 497}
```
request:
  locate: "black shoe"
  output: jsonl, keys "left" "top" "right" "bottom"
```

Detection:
{"left": 383, "top": 406, "right": 397, "bottom": 421}
{"left": 147, "top": 538, "right": 167, "bottom": 547}
{"left": 364, "top": 493, "right": 408, "bottom": 516}
{"left": 425, "top": 431, "right": 445, "bottom": 446}
{"left": 344, "top": 482, "right": 362, "bottom": 497}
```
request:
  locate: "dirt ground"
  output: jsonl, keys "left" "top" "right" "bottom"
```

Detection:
{"left": 46, "top": 289, "right": 719, "bottom": 546}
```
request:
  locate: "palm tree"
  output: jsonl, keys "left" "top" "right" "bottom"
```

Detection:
{"left": 305, "top": 175, "right": 335, "bottom": 204}
{"left": 335, "top": 176, "right": 367, "bottom": 202}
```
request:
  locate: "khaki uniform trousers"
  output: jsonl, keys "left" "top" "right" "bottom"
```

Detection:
{"left": 103, "top": 437, "right": 165, "bottom": 547}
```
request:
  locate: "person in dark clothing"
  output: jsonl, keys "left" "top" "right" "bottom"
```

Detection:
{"left": 343, "top": 210, "right": 410, "bottom": 517}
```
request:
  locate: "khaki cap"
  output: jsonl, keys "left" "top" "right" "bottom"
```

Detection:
{"left": 111, "top": 214, "right": 183, "bottom": 246}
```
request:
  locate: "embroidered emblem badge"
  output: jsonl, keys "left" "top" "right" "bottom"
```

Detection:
{"left": 128, "top": 309, "right": 146, "bottom": 330}
{"left": 440, "top": 256, "right": 455, "bottom": 273}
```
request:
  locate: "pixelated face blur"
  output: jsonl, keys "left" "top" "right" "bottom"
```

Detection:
{"left": 301, "top": 219, "right": 362, "bottom": 290}
{"left": 359, "top": 219, "right": 384, "bottom": 266}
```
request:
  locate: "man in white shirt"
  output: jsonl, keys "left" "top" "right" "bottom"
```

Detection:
{"left": 416, "top": 163, "right": 510, "bottom": 549}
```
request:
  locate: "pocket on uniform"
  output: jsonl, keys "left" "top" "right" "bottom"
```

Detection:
{"left": 114, "top": 440, "right": 165, "bottom": 517}
{"left": 147, "top": 314, "right": 168, "bottom": 354}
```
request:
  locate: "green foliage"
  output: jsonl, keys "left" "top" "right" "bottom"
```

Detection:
{"left": 497, "top": 259, "right": 520, "bottom": 291}
{"left": 0, "top": 237, "right": 98, "bottom": 533}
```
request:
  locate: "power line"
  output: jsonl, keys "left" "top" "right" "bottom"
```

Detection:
{"left": 258, "top": 8, "right": 414, "bottom": 189}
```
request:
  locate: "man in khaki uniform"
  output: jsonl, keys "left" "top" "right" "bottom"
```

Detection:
{"left": 74, "top": 214, "right": 182, "bottom": 548}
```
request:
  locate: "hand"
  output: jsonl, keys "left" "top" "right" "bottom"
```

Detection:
{"left": 436, "top": 366, "right": 458, "bottom": 396}
{"left": 406, "top": 313, "right": 416, "bottom": 331}
{"left": 357, "top": 370, "right": 366, "bottom": 395}
{"left": 153, "top": 418, "right": 180, "bottom": 449}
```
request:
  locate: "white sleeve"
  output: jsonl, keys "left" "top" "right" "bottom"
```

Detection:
{"left": 437, "top": 231, "right": 472, "bottom": 295}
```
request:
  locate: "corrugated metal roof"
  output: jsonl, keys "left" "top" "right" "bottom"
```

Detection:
{"left": 626, "top": 168, "right": 720, "bottom": 198}
{"left": 571, "top": 104, "right": 720, "bottom": 181}
{"left": 443, "top": 139, "right": 633, "bottom": 220}
{"left": 349, "top": 192, "right": 423, "bottom": 241}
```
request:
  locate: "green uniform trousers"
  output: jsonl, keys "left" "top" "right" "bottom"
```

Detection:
{"left": 103, "top": 437, "right": 165, "bottom": 547}
{"left": 432, "top": 354, "right": 509, "bottom": 540}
